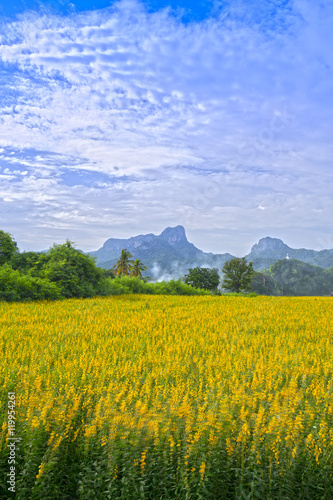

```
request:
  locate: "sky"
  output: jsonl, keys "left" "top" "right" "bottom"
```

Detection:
{"left": 0, "top": 0, "right": 332, "bottom": 256}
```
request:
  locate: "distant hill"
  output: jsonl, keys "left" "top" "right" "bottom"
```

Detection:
{"left": 245, "top": 236, "right": 333, "bottom": 270}
{"left": 89, "top": 227, "right": 333, "bottom": 280}
{"left": 251, "top": 258, "right": 333, "bottom": 296}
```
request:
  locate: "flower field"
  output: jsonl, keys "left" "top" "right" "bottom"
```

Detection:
{"left": 1, "top": 295, "right": 333, "bottom": 499}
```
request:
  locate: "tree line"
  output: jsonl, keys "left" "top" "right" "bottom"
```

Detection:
{"left": 184, "top": 258, "right": 254, "bottom": 293}
{"left": 1, "top": 230, "right": 332, "bottom": 301}
{"left": 0, "top": 229, "right": 254, "bottom": 300}
{"left": 185, "top": 259, "right": 333, "bottom": 296}
{"left": 0, "top": 231, "right": 209, "bottom": 301}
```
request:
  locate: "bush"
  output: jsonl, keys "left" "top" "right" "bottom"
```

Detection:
{"left": 100, "top": 276, "right": 153, "bottom": 295}
{"left": 98, "top": 276, "right": 209, "bottom": 296}
{"left": 0, "top": 264, "right": 61, "bottom": 301}
{"left": 153, "top": 279, "right": 209, "bottom": 295}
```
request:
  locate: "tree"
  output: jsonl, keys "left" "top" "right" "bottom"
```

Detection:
{"left": 269, "top": 259, "right": 333, "bottom": 296}
{"left": 0, "top": 230, "right": 18, "bottom": 265}
{"left": 101, "top": 268, "right": 116, "bottom": 279}
{"left": 112, "top": 249, "right": 134, "bottom": 276}
{"left": 222, "top": 257, "right": 254, "bottom": 293}
{"left": 0, "top": 264, "right": 61, "bottom": 301}
{"left": 10, "top": 251, "right": 41, "bottom": 275}
{"left": 250, "top": 271, "right": 277, "bottom": 295}
{"left": 131, "top": 259, "right": 147, "bottom": 279}
{"left": 184, "top": 267, "right": 220, "bottom": 291}
{"left": 40, "top": 240, "right": 104, "bottom": 298}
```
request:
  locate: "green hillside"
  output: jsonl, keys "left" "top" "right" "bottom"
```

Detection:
{"left": 250, "top": 259, "right": 333, "bottom": 296}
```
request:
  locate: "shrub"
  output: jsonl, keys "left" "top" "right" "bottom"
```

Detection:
{"left": 0, "top": 264, "right": 61, "bottom": 301}
{"left": 98, "top": 276, "right": 208, "bottom": 296}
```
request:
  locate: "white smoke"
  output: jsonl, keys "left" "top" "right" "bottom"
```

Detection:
{"left": 149, "top": 261, "right": 224, "bottom": 282}
{"left": 150, "top": 262, "right": 177, "bottom": 282}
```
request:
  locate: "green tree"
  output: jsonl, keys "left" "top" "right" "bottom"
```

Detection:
{"left": 131, "top": 259, "right": 147, "bottom": 279}
{"left": 222, "top": 257, "right": 254, "bottom": 293}
{"left": 40, "top": 240, "right": 104, "bottom": 298}
{"left": 250, "top": 272, "right": 277, "bottom": 295}
{"left": 10, "top": 251, "right": 41, "bottom": 274}
{"left": 184, "top": 267, "right": 220, "bottom": 291}
{"left": 0, "top": 264, "right": 61, "bottom": 301}
{"left": 101, "top": 268, "right": 116, "bottom": 279}
{"left": 269, "top": 259, "right": 333, "bottom": 296}
{"left": 112, "top": 249, "right": 134, "bottom": 276}
{"left": 0, "top": 230, "right": 18, "bottom": 265}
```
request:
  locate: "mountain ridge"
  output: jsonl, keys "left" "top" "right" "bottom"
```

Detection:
{"left": 89, "top": 226, "right": 333, "bottom": 280}
{"left": 246, "top": 236, "right": 333, "bottom": 270}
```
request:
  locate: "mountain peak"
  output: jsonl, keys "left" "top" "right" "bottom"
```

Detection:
{"left": 249, "top": 236, "right": 290, "bottom": 257}
{"left": 159, "top": 225, "right": 187, "bottom": 245}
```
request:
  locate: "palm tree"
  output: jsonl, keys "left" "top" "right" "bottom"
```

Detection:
{"left": 112, "top": 249, "right": 134, "bottom": 276}
{"left": 131, "top": 259, "right": 147, "bottom": 279}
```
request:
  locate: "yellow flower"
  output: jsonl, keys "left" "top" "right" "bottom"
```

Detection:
{"left": 36, "top": 463, "right": 45, "bottom": 479}
{"left": 140, "top": 450, "right": 147, "bottom": 472}
{"left": 199, "top": 462, "right": 206, "bottom": 481}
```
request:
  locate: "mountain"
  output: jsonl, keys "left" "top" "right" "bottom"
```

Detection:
{"left": 89, "top": 228, "right": 333, "bottom": 281}
{"left": 89, "top": 225, "right": 234, "bottom": 280}
{"left": 245, "top": 236, "right": 333, "bottom": 270}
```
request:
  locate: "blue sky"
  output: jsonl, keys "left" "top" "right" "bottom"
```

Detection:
{"left": 0, "top": 0, "right": 332, "bottom": 255}
{"left": 0, "top": 1, "right": 218, "bottom": 21}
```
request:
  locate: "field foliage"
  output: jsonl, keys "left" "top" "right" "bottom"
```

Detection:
{"left": 1, "top": 295, "right": 333, "bottom": 499}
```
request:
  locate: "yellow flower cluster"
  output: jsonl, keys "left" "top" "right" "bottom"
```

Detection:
{"left": 0, "top": 295, "right": 332, "bottom": 477}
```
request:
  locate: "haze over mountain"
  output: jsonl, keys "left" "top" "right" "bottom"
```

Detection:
{"left": 89, "top": 226, "right": 333, "bottom": 280}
